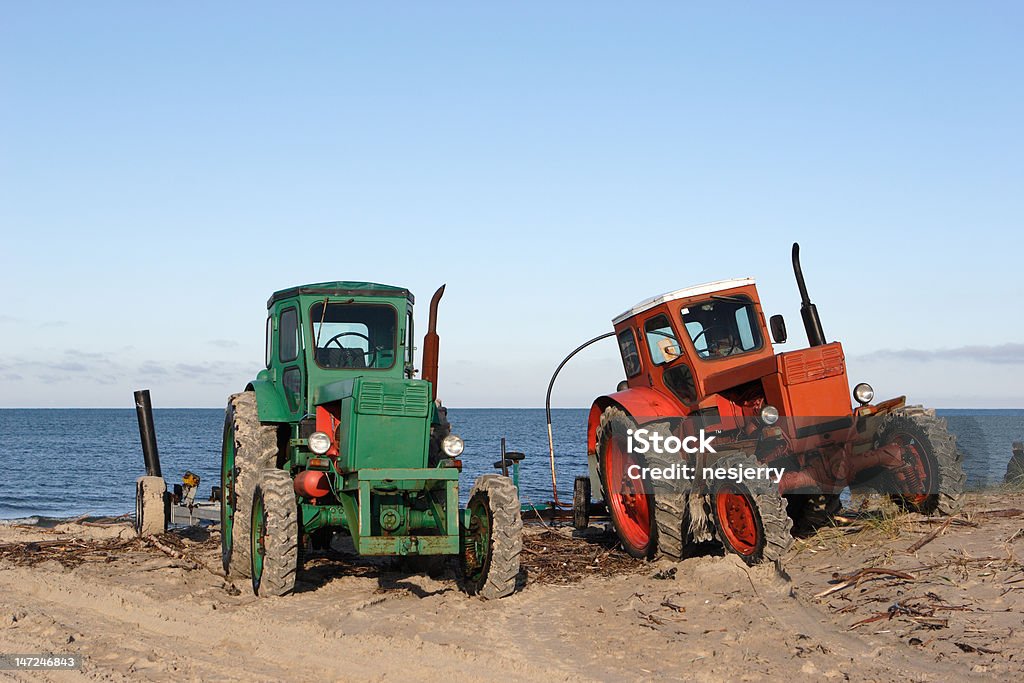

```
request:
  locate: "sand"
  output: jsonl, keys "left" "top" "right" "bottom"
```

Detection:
{"left": 2, "top": 493, "right": 1024, "bottom": 682}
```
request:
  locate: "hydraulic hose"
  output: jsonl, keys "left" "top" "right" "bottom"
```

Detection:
{"left": 544, "top": 332, "right": 616, "bottom": 508}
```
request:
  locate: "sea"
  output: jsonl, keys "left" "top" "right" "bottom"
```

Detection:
{"left": 0, "top": 409, "right": 1021, "bottom": 521}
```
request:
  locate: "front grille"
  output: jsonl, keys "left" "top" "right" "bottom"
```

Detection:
{"left": 780, "top": 345, "right": 844, "bottom": 385}
{"left": 357, "top": 381, "right": 430, "bottom": 417}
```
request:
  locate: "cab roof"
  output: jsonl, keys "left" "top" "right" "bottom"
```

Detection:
{"left": 268, "top": 281, "right": 414, "bottom": 309}
{"left": 612, "top": 278, "right": 756, "bottom": 325}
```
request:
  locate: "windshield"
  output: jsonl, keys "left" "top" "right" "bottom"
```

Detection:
{"left": 681, "top": 297, "right": 762, "bottom": 360}
{"left": 310, "top": 302, "right": 398, "bottom": 370}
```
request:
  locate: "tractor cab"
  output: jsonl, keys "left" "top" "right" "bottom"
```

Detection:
{"left": 255, "top": 282, "right": 417, "bottom": 421}
{"left": 611, "top": 278, "right": 776, "bottom": 412}
{"left": 602, "top": 272, "right": 860, "bottom": 443}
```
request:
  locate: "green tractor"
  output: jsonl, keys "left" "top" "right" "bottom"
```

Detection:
{"left": 220, "top": 282, "right": 523, "bottom": 598}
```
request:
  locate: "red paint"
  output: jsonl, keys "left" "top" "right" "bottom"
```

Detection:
{"left": 315, "top": 404, "right": 340, "bottom": 457}
{"left": 715, "top": 485, "right": 759, "bottom": 555}
{"left": 604, "top": 430, "right": 651, "bottom": 553}
{"left": 294, "top": 470, "right": 330, "bottom": 499}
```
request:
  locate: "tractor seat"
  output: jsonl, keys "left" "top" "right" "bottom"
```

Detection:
{"left": 317, "top": 347, "right": 366, "bottom": 369}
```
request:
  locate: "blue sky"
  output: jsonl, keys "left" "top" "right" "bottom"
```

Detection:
{"left": 1, "top": 2, "right": 1022, "bottom": 408}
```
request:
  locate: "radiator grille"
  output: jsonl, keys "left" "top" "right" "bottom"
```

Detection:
{"left": 780, "top": 345, "right": 845, "bottom": 385}
{"left": 357, "top": 381, "right": 430, "bottom": 417}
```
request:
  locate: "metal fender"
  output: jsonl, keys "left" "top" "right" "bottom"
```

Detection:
{"left": 246, "top": 379, "right": 291, "bottom": 423}
{"left": 587, "top": 387, "right": 686, "bottom": 455}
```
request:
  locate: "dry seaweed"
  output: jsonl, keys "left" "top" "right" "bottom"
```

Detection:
{"left": 0, "top": 535, "right": 140, "bottom": 569}
{"left": 520, "top": 528, "right": 644, "bottom": 584}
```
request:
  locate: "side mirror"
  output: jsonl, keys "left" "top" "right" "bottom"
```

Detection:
{"left": 769, "top": 315, "right": 787, "bottom": 344}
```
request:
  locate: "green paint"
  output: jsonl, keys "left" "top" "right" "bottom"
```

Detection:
{"left": 235, "top": 281, "right": 475, "bottom": 561}
{"left": 251, "top": 490, "right": 265, "bottom": 586}
{"left": 219, "top": 414, "right": 236, "bottom": 568}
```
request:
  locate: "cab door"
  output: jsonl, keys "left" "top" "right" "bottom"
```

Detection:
{"left": 642, "top": 313, "right": 698, "bottom": 412}
{"left": 275, "top": 303, "right": 306, "bottom": 418}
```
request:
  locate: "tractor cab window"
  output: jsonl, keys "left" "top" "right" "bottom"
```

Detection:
{"left": 310, "top": 302, "right": 397, "bottom": 370}
{"left": 617, "top": 329, "right": 642, "bottom": 378}
{"left": 681, "top": 297, "right": 762, "bottom": 360}
{"left": 644, "top": 315, "right": 681, "bottom": 365}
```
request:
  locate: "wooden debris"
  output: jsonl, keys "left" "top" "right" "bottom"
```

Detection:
{"left": 816, "top": 567, "right": 916, "bottom": 599}
{"left": 0, "top": 535, "right": 139, "bottom": 568}
{"left": 521, "top": 529, "right": 642, "bottom": 584}
{"left": 976, "top": 508, "right": 1024, "bottom": 519}
{"left": 905, "top": 517, "right": 953, "bottom": 554}
{"left": 660, "top": 598, "right": 686, "bottom": 613}
{"left": 955, "top": 642, "right": 1002, "bottom": 655}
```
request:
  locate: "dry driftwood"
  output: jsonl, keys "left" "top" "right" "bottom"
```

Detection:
{"left": 521, "top": 530, "right": 642, "bottom": 584}
{"left": 816, "top": 567, "right": 916, "bottom": 599}
{"left": 905, "top": 517, "right": 953, "bottom": 554}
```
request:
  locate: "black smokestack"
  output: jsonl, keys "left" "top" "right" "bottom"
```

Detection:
{"left": 792, "top": 243, "right": 826, "bottom": 347}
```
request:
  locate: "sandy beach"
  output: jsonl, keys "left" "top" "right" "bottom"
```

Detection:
{"left": 2, "top": 492, "right": 1023, "bottom": 682}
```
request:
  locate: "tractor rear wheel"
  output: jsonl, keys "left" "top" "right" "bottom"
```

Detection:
{"left": 644, "top": 421, "right": 692, "bottom": 561}
{"left": 876, "top": 409, "right": 965, "bottom": 516}
{"left": 596, "top": 407, "right": 656, "bottom": 558}
{"left": 460, "top": 474, "right": 522, "bottom": 599}
{"left": 221, "top": 391, "right": 279, "bottom": 578}
{"left": 710, "top": 452, "right": 793, "bottom": 565}
{"left": 250, "top": 468, "right": 300, "bottom": 597}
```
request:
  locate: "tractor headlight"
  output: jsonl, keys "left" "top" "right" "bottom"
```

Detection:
{"left": 853, "top": 382, "right": 874, "bottom": 405}
{"left": 308, "top": 431, "right": 332, "bottom": 455}
{"left": 759, "top": 405, "right": 780, "bottom": 425}
{"left": 442, "top": 434, "right": 465, "bottom": 457}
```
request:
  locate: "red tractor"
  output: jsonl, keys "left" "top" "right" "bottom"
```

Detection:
{"left": 585, "top": 244, "right": 965, "bottom": 564}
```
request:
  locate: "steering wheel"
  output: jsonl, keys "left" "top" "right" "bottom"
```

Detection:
{"left": 322, "top": 331, "right": 378, "bottom": 367}
{"left": 689, "top": 325, "right": 720, "bottom": 351}
{"left": 690, "top": 325, "right": 738, "bottom": 357}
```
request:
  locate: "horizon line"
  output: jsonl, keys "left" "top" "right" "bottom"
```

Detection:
{"left": 2, "top": 405, "right": 1023, "bottom": 411}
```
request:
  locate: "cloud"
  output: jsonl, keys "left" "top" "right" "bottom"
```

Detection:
{"left": 72, "top": 350, "right": 115, "bottom": 363}
{"left": 858, "top": 343, "right": 1024, "bottom": 365}
{"left": 172, "top": 360, "right": 255, "bottom": 383}
{"left": 175, "top": 363, "right": 209, "bottom": 377}
{"left": 52, "top": 361, "right": 88, "bottom": 372}
{"left": 138, "top": 361, "right": 168, "bottom": 376}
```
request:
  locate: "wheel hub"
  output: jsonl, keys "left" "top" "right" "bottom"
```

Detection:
{"left": 716, "top": 486, "right": 759, "bottom": 556}
{"left": 605, "top": 435, "right": 651, "bottom": 549}
{"left": 892, "top": 433, "right": 930, "bottom": 505}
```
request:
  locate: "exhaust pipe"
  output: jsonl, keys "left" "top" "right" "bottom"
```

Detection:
{"left": 792, "top": 243, "right": 826, "bottom": 347}
{"left": 421, "top": 284, "right": 446, "bottom": 393}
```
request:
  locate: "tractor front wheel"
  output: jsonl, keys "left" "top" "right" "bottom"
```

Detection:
{"left": 250, "top": 469, "right": 300, "bottom": 597}
{"left": 460, "top": 474, "right": 522, "bottom": 599}
{"left": 710, "top": 452, "right": 793, "bottom": 565}
{"left": 220, "top": 391, "right": 278, "bottom": 578}
{"left": 876, "top": 409, "right": 965, "bottom": 516}
{"left": 596, "top": 407, "right": 656, "bottom": 558}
